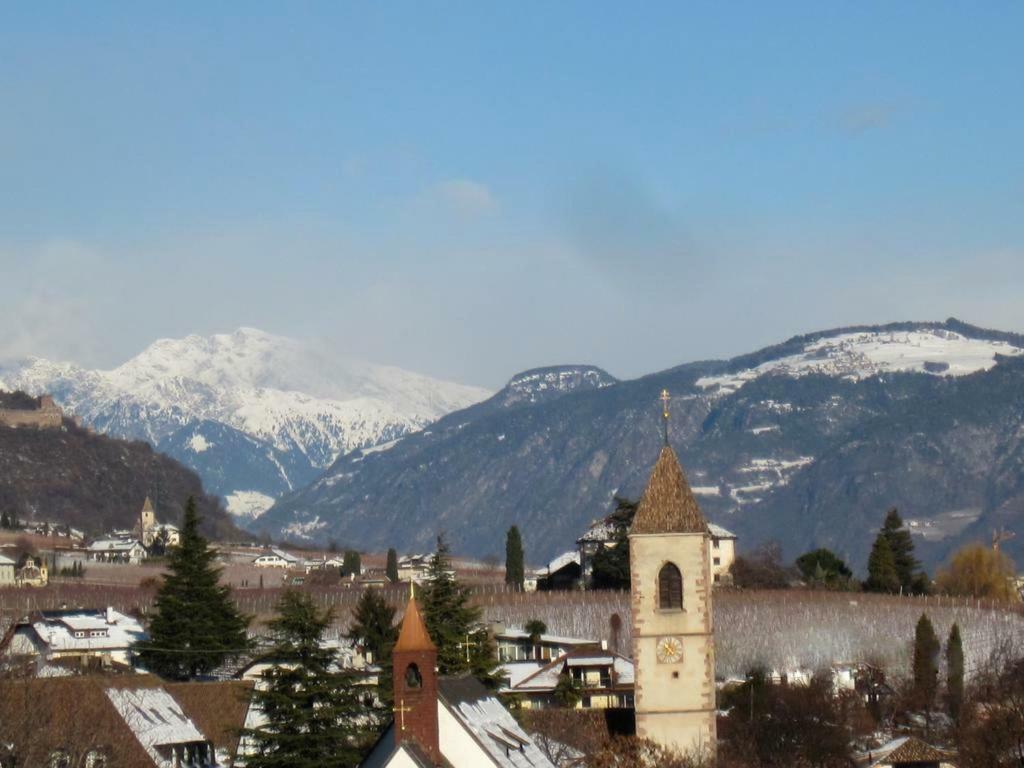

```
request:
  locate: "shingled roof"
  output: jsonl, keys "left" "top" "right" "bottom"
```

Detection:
{"left": 630, "top": 446, "right": 708, "bottom": 535}
{"left": 875, "top": 736, "right": 953, "bottom": 765}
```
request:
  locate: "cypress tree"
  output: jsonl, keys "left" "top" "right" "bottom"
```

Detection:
{"left": 865, "top": 534, "right": 900, "bottom": 593}
{"left": 243, "top": 590, "right": 378, "bottom": 768}
{"left": 504, "top": 526, "right": 524, "bottom": 589}
{"left": 0, "top": 511, "right": 9, "bottom": 529}
{"left": 946, "top": 622, "right": 964, "bottom": 722}
{"left": 385, "top": 548, "right": 399, "bottom": 583}
{"left": 134, "top": 497, "right": 251, "bottom": 680}
{"left": 881, "top": 509, "right": 923, "bottom": 592}
{"left": 341, "top": 550, "right": 361, "bottom": 577}
{"left": 420, "top": 535, "right": 500, "bottom": 685}
{"left": 913, "top": 613, "right": 940, "bottom": 711}
{"left": 347, "top": 589, "right": 398, "bottom": 704}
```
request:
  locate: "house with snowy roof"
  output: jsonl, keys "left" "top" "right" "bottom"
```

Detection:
{"left": 0, "top": 677, "right": 253, "bottom": 767}
{"left": 87, "top": 537, "right": 148, "bottom": 564}
{"left": 0, "top": 607, "right": 146, "bottom": 671}
{"left": 252, "top": 548, "right": 301, "bottom": 568}
{"left": 500, "top": 646, "right": 635, "bottom": 711}
{"left": 0, "top": 552, "right": 15, "bottom": 586}
{"left": 360, "top": 590, "right": 555, "bottom": 768}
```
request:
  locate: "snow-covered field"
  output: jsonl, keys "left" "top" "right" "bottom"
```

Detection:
{"left": 697, "top": 329, "right": 1024, "bottom": 396}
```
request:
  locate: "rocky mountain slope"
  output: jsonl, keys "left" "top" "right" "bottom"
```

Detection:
{"left": 0, "top": 401, "right": 237, "bottom": 539}
{"left": 255, "top": 320, "right": 1024, "bottom": 573}
{"left": 0, "top": 328, "right": 490, "bottom": 519}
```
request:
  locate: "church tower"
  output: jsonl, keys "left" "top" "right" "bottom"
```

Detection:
{"left": 628, "top": 392, "right": 716, "bottom": 756}
{"left": 392, "top": 588, "right": 441, "bottom": 765}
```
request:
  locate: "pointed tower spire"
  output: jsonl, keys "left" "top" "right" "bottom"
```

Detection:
{"left": 630, "top": 445, "right": 708, "bottom": 535}
{"left": 392, "top": 589, "right": 440, "bottom": 764}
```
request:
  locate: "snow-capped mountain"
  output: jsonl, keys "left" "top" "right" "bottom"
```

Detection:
{"left": 255, "top": 319, "right": 1024, "bottom": 574}
{"left": 0, "top": 328, "right": 490, "bottom": 519}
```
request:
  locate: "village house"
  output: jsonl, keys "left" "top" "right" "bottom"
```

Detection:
{"left": 360, "top": 590, "right": 556, "bottom": 768}
{"left": 492, "top": 623, "right": 599, "bottom": 664}
{"left": 87, "top": 537, "right": 148, "bottom": 564}
{"left": 0, "top": 607, "right": 146, "bottom": 672}
{"left": 501, "top": 647, "right": 635, "bottom": 710}
{"left": 0, "top": 552, "right": 16, "bottom": 586}
{"left": 0, "top": 676, "right": 253, "bottom": 767}
{"left": 252, "top": 548, "right": 301, "bottom": 568}
{"left": 576, "top": 512, "right": 737, "bottom": 587}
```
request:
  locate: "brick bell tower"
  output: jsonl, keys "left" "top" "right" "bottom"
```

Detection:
{"left": 392, "top": 586, "right": 441, "bottom": 765}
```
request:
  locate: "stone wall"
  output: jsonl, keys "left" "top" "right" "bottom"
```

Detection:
{"left": 0, "top": 395, "right": 64, "bottom": 430}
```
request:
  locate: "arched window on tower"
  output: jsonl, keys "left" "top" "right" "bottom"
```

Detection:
{"left": 658, "top": 563, "right": 683, "bottom": 610}
{"left": 405, "top": 662, "right": 423, "bottom": 689}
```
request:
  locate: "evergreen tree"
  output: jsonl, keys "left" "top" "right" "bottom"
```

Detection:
{"left": 946, "top": 622, "right": 964, "bottom": 722}
{"left": 0, "top": 511, "right": 9, "bottom": 529}
{"left": 420, "top": 535, "right": 500, "bottom": 685}
{"left": 347, "top": 589, "right": 398, "bottom": 704}
{"left": 865, "top": 534, "right": 900, "bottom": 593}
{"left": 243, "top": 591, "right": 378, "bottom": 768}
{"left": 385, "top": 548, "right": 399, "bottom": 583}
{"left": 590, "top": 497, "right": 638, "bottom": 590}
{"left": 913, "top": 613, "right": 940, "bottom": 712}
{"left": 341, "top": 550, "right": 361, "bottom": 577}
{"left": 881, "top": 509, "right": 924, "bottom": 593}
{"left": 504, "top": 526, "right": 525, "bottom": 589}
{"left": 134, "top": 497, "right": 251, "bottom": 680}
{"left": 795, "top": 548, "right": 854, "bottom": 588}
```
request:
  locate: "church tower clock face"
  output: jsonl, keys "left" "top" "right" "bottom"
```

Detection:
{"left": 655, "top": 635, "right": 684, "bottom": 664}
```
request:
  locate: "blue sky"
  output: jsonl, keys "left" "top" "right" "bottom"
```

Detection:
{"left": 2, "top": 3, "right": 1022, "bottom": 387}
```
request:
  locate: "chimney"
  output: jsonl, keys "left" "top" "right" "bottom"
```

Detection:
{"left": 392, "top": 590, "right": 441, "bottom": 765}
{"left": 106, "top": 606, "right": 115, "bottom": 624}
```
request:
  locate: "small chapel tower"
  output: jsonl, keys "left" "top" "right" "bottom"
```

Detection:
{"left": 392, "top": 588, "right": 441, "bottom": 765}
{"left": 139, "top": 496, "right": 156, "bottom": 535}
{"left": 629, "top": 392, "right": 716, "bottom": 756}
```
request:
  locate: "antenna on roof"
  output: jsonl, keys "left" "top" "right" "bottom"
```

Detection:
{"left": 660, "top": 389, "right": 671, "bottom": 446}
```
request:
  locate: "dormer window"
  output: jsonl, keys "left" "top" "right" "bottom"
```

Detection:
{"left": 658, "top": 563, "right": 683, "bottom": 610}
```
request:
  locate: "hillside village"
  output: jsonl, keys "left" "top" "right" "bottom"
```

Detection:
{"left": 2, "top": 388, "right": 1024, "bottom": 767}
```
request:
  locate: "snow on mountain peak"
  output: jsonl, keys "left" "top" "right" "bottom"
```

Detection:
{"left": 0, "top": 328, "right": 491, "bottom": 473}
{"left": 697, "top": 328, "right": 1024, "bottom": 396}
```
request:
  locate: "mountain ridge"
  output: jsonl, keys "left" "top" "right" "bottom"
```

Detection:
{"left": 254, "top": 318, "right": 1024, "bottom": 573}
{"left": 0, "top": 328, "right": 490, "bottom": 518}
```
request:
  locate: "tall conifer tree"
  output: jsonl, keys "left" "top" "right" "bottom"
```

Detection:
{"left": 913, "top": 613, "right": 940, "bottom": 712}
{"left": 385, "top": 548, "right": 399, "bottom": 583}
{"left": 134, "top": 497, "right": 250, "bottom": 679}
{"left": 881, "top": 509, "right": 924, "bottom": 592}
{"left": 347, "top": 589, "right": 398, "bottom": 704}
{"left": 243, "top": 591, "right": 378, "bottom": 768}
{"left": 946, "top": 622, "right": 964, "bottom": 722}
{"left": 420, "top": 535, "right": 500, "bottom": 685}
{"left": 865, "top": 534, "right": 900, "bottom": 593}
{"left": 504, "top": 526, "right": 524, "bottom": 589}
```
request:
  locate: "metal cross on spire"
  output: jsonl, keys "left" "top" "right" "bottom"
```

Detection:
{"left": 660, "top": 389, "right": 671, "bottom": 446}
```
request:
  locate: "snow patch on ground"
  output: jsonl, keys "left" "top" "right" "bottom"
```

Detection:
{"left": 282, "top": 515, "right": 327, "bottom": 540}
{"left": 692, "top": 486, "right": 721, "bottom": 496}
{"left": 697, "top": 329, "right": 1024, "bottom": 396}
{"left": 224, "top": 491, "right": 276, "bottom": 520}
{"left": 188, "top": 433, "right": 212, "bottom": 453}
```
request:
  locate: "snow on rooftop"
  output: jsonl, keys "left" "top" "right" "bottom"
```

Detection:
{"left": 697, "top": 329, "right": 1024, "bottom": 396}
{"left": 545, "top": 551, "right": 580, "bottom": 573}
{"left": 32, "top": 609, "right": 146, "bottom": 652}
{"left": 445, "top": 688, "right": 555, "bottom": 767}
{"left": 107, "top": 687, "right": 206, "bottom": 762}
